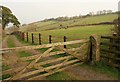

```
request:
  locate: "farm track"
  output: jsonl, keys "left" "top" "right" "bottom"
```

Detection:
{"left": 2, "top": 35, "right": 118, "bottom": 80}
{"left": 2, "top": 35, "right": 28, "bottom": 68}
{"left": 2, "top": 35, "right": 47, "bottom": 80}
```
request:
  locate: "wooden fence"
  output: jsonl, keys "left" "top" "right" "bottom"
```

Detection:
{"left": 12, "top": 31, "right": 82, "bottom": 48}
{"left": 1, "top": 34, "right": 101, "bottom": 80}
{"left": 1, "top": 39, "right": 89, "bottom": 80}
{"left": 100, "top": 35, "right": 120, "bottom": 68}
{"left": 11, "top": 31, "right": 120, "bottom": 68}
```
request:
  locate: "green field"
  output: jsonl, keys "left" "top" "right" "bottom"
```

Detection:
{"left": 25, "top": 25, "right": 114, "bottom": 45}
{"left": 20, "top": 14, "right": 117, "bottom": 32}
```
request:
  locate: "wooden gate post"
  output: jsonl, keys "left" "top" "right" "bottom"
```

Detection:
{"left": 39, "top": 33, "right": 41, "bottom": 45}
{"left": 89, "top": 35, "right": 100, "bottom": 64}
{"left": 64, "top": 36, "right": 67, "bottom": 48}
{"left": 89, "top": 36, "right": 93, "bottom": 62}
{"left": 49, "top": 35, "right": 52, "bottom": 44}
{"left": 32, "top": 33, "right": 34, "bottom": 44}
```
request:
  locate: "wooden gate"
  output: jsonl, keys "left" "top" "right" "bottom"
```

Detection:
{"left": 1, "top": 39, "right": 90, "bottom": 80}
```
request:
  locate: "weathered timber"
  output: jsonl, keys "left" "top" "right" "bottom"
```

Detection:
{"left": 89, "top": 36, "right": 93, "bottom": 62}
{"left": 31, "top": 33, "right": 34, "bottom": 44}
{"left": 101, "top": 55, "right": 120, "bottom": 61}
{"left": 101, "top": 36, "right": 120, "bottom": 39}
{"left": 34, "top": 55, "right": 73, "bottom": 68}
{"left": 26, "top": 32, "right": 28, "bottom": 42}
{"left": 2, "top": 66, "right": 24, "bottom": 75}
{"left": 58, "top": 46, "right": 83, "bottom": 61}
{"left": 49, "top": 35, "right": 52, "bottom": 44}
{"left": 11, "top": 59, "right": 80, "bottom": 80}
{"left": 101, "top": 49, "right": 120, "bottom": 55}
{"left": 34, "top": 65, "right": 52, "bottom": 73}
{"left": 10, "top": 47, "right": 54, "bottom": 80}
{"left": 39, "top": 33, "right": 41, "bottom": 45}
{"left": 55, "top": 57, "right": 70, "bottom": 71}
{"left": 1, "top": 40, "right": 88, "bottom": 52}
{"left": 89, "top": 35, "right": 100, "bottom": 64}
{"left": 20, "top": 47, "right": 84, "bottom": 61}
{"left": 27, "top": 63, "right": 81, "bottom": 80}
{"left": 100, "top": 42, "right": 120, "bottom": 47}
{"left": 28, "top": 63, "right": 82, "bottom": 80}
{"left": 64, "top": 36, "right": 67, "bottom": 48}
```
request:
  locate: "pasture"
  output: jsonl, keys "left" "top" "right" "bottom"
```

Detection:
{"left": 20, "top": 14, "right": 117, "bottom": 32}
{"left": 26, "top": 25, "right": 114, "bottom": 45}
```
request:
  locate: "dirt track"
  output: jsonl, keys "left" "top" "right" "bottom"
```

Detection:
{"left": 2, "top": 35, "right": 46, "bottom": 80}
{"left": 2, "top": 35, "right": 28, "bottom": 68}
{"left": 2, "top": 35, "right": 118, "bottom": 80}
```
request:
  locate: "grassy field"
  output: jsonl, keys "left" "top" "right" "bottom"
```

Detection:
{"left": 25, "top": 25, "right": 114, "bottom": 45}
{"left": 20, "top": 14, "right": 117, "bottom": 32}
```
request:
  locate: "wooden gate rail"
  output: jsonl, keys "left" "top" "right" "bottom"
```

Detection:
{"left": 0, "top": 39, "right": 88, "bottom": 52}
{"left": 20, "top": 44, "right": 87, "bottom": 61}
{"left": 2, "top": 44, "right": 88, "bottom": 77}
{"left": 2, "top": 34, "right": 106, "bottom": 80}
{"left": 11, "top": 59, "right": 81, "bottom": 80}
{"left": 28, "top": 63, "right": 82, "bottom": 80}
{"left": 1, "top": 39, "right": 89, "bottom": 80}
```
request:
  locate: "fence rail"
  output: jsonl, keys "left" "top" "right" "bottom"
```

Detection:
{"left": 100, "top": 35, "right": 120, "bottom": 68}
{"left": 12, "top": 31, "right": 84, "bottom": 46}
{"left": 0, "top": 39, "right": 89, "bottom": 52}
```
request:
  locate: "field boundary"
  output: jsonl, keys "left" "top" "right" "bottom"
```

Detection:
{"left": 100, "top": 35, "right": 120, "bottom": 68}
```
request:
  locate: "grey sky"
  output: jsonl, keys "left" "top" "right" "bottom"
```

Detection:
{"left": 1, "top": 0, "right": 119, "bottom": 24}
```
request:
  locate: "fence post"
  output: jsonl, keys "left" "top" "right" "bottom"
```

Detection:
{"left": 39, "top": 33, "right": 41, "bottom": 45}
{"left": 89, "top": 35, "right": 100, "bottom": 65}
{"left": 26, "top": 32, "right": 28, "bottom": 42}
{"left": 49, "top": 35, "right": 52, "bottom": 44}
{"left": 22, "top": 32, "right": 24, "bottom": 40}
{"left": 64, "top": 36, "right": 67, "bottom": 48}
{"left": 32, "top": 33, "right": 34, "bottom": 44}
{"left": 113, "top": 33, "right": 120, "bottom": 65}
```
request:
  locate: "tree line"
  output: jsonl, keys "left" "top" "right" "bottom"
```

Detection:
{"left": 42, "top": 10, "right": 116, "bottom": 22}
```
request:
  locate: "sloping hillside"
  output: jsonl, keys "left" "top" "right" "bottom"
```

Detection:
{"left": 20, "top": 14, "right": 118, "bottom": 32}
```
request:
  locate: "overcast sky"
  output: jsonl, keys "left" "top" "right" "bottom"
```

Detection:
{"left": 1, "top": 0, "right": 119, "bottom": 24}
